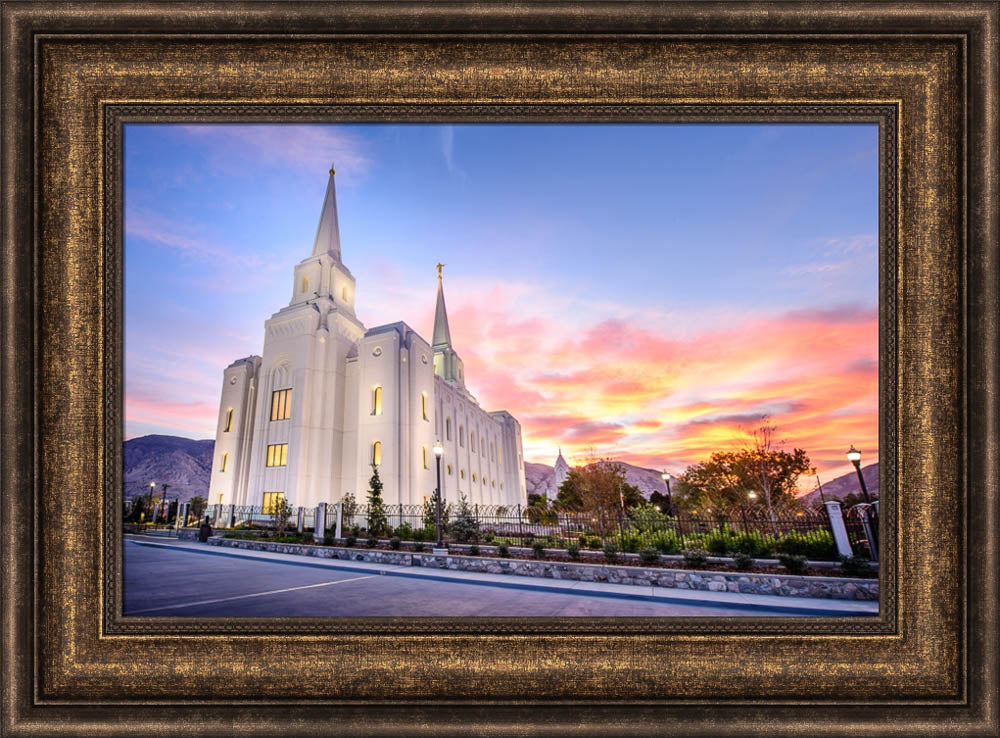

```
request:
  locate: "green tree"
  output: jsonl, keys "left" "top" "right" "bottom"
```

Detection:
{"left": 188, "top": 495, "right": 207, "bottom": 524}
{"left": 339, "top": 489, "right": 359, "bottom": 529}
{"left": 272, "top": 496, "right": 294, "bottom": 536}
{"left": 525, "top": 492, "right": 558, "bottom": 524}
{"left": 553, "top": 460, "right": 643, "bottom": 513}
{"left": 422, "top": 489, "right": 450, "bottom": 536}
{"left": 450, "top": 493, "right": 480, "bottom": 542}
{"left": 366, "top": 465, "right": 389, "bottom": 536}
{"left": 675, "top": 417, "right": 814, "bottom": 516}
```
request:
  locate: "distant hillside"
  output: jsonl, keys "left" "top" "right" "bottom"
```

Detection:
{"left": 798, "top": 462, "right": 879, "bottom": 507}
{"left": 124, "top": 434, "right": 214, "bottom": 502}
{"left": 525, "top": 459, "right": 671, "bottom": 499}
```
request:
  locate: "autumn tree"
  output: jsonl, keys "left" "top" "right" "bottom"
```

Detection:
{"left": 552, "top": 457, "right": 643, "bottom": 513}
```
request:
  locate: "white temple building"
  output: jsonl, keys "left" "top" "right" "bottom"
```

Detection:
{"left": 207, "top": 166, "right": 527, "bottom": 511}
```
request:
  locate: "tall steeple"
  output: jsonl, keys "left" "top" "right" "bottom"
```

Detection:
{"left": 311, "top": 164, "right": 342, "bottom": 260}
{"left": 432, "top": 262, "right": 452, "bottom": 349}
{"left": 431, "top": 264, "right": 465, "bottom": 389}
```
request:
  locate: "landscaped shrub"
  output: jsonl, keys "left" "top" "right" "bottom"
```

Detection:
{"left": 482, "top": 531, "right": 495, "bottom": 543}
{"left": 532, "top": 541, "right": 546, "bottom": 559}
{"left": 412, "top": 527, "right": 426, "bottom": 542}
{"left": 366, "top": 535, "right": 378, "bottom": 548}
{"left": 587, "top": 536, "right": 602, "bottom": 550}
{"left": 394, "top": 523, "right": 413, "bottom": 540}
{"left": 567, "top": 543, "right": 581, "bottom": 560}
{"left": 681, "top": 548, "right": 709, "bottom": 567}
{"left": 578, "top": 535, "right": 588, "bottom": 548}
{"left": 603, "top": 542, "right": 619, "bottom": 562}
{"left": 302, "top": 532, "right": 314, "bottom": 544}
{"left": 732, "top": 552, "right": 755, "bottom": 571}
{"left": 775, "top": 530, "right": 837, "bottom": 561}
{"left": 639, "top": 547, "right": 660, "bottom": 564}
{"left": 412, "top": 541, "right": 425, "bottom": 552}
{"left": 345, "top": 535, "right": 356, "bottom": 547}
{"left": 777, "top": 553, "right": 808, "bottom": 574}
{"left": 323, "top": 534, "right": 334, "bottom": 546}
{"left": 350, "top": 525, "right": 361, "bottom": 537}
{"left": 730, "top": 531, "right": 775, "bottom": 558}
{"left": 616, "top": 531, "right": 642, "bottom": 553}
{"left": 389, "top": 536, "right": 401, "bottom": 550}
{"left": 702, "top": 527, "right": 733, "bottom": 556}
{"left": 498, "top": 542, "right": 510, "bottom": 558}
{"left": 468, "top": 544, "right": 480, "bottom": 557}
{"left": 839, "top": 554, "right": 871, "bottom": 577}
{"left": 650, "top": 530, "right": 682, "bottom": 555}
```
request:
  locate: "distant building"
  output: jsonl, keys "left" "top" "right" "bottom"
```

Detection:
{"left": 208, "top": 166, "right": 527, "bottom": 511}
{"left": 553, "top": 448, "right": 570, "bottom": 492}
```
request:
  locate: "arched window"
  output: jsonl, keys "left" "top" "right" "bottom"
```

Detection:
{"left": 447, "top": 464, "right": 452, "bottom": 475}
{"left": 471, "top": 434, "right": 476, "bottom": 452}
{"left": 302, "top": 275, "right": 309, "bottom": 293}
{"left": 372, "top": 386, "right": 382, "bottom": 415}
{"left": 472, "top": 473, "right": 477, "bottom": 482}
{"left": 498, "top": 446, "right": 503, "bottom": 465}
{"left": 490, "top": 441, "right": 495, "bottom": 460}
{"left": 446, "top": 417, "right": 452, "bottom": 441}
{"left": 459, "top": 425, "right": 465, "bottom": 447}
{"left": 342, "top": 286, "right": 348, "bottom": 302}
{"left": 460, "top": 469, "right": 465, "bottom": 479}
{"left": 372, "top": 441, "right": 382, "bottom": 467}
{"left": 220, "top": 452, "right": 228, "bottom": 472}
{"left": 224, "top": 407, "right": 233, "bottom": 432}
{"left": 422, "top": 446, "right": 428, "bottom": 469}
{"left": 421, "top": 392, "right": 429, "bottom": 421}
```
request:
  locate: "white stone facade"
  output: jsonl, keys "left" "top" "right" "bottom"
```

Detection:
{"left": 208, "top": 168, "right": 527, "bottom": 510}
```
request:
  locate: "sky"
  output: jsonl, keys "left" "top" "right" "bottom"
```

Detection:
{"left": 124, "top": 122, "right": 879, "bottom": 486}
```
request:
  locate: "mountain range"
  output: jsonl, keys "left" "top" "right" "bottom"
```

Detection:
{"left": 124, "top": 434, "right": 877, "bottom": 506}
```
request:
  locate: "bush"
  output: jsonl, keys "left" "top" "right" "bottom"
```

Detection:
{"left": 412, "top": 541, "right": 425, "bottom": 552}
{"left": 350, "top": 525, "right": 361, "bottom": 537}
{"left": 532, "top": 541, "right": 546, "bottom": 559}
{"left": 578, "top": 535, "right": 588, "bottom": 547}
{"left": 775, "top": 530, "right": 837, "bottom": 561}
{"left": 681, "top": 548, "right": 709, "bottom": 567}
{"left": 777, "top": 553, "right": 808, "bottom": 575}
{"left": 839, "top": 554, "right": 871, "bottom": 577}
{"left": 366, "top": 535, "right": 378, "bottom": 548}
{"left": 603, "top": 542, "right": 619, "bottom": 563}
{"left": 450, "top": 493, "right": 481, "bottom": 543}
{"left": 412, "top": 527, "right": 426, "bottom": 542}
{"left": 639, "top": 547, "right": 660, "bottom": 564}
{"left": 587, "top": 536, "right": 602, "bottom": 550}
{"left": 389, "top": 536, "right": 401, "bottom": 550}
{"left": 650, "top": 530, "right": 682, "bottom": 555}
{"left": 483, "top": 531, "right": 495, "bottom": 543}
{"left": 394, "top": 523, "right": 413, "bottom": 540}
{"left": 345, "top": 535, "right": 356, "bottom": 547}
{"left": 302, "top": 532, "right": 314, "bottom": 544}
{"left": 732, "top": 552, "right": 755, "bottom": 571}
{"left": 322, "top": 534, "right": 334, "bottom": 546}
{"left": 498, "top": 542, "right": 510, "bottom": 558}
{"left": 468, "top": 544, "right": 480, "bottom": 557}
{"left": 617, "top": 531, "right": 642, "bottom": 553}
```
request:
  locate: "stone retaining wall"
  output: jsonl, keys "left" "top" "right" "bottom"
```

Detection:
{"left": 208, "top": 537, "right": 878, "bottom": 601}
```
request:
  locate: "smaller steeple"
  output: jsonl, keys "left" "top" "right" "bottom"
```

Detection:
{"left": 431, "top": 264, "right": 465, "bottom": 389}
{"left": 311, "top": 164, "right": 342, "bottom": 260}
{"left": 432, "top": 263, "right": 452, "bottom": 349}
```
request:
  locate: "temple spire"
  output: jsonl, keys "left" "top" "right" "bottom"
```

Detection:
{"left": 432, "top": 263, "right": 452, "bottom": 349}
{"left": 311, "top": 164, "right": 342, "bottom": 260}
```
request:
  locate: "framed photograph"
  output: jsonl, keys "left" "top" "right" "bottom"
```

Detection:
{"left": 2, "top": 2, "right": 996, "bottom": 736}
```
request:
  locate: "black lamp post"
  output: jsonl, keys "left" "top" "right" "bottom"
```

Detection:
{"left": 660, "top": 471, "right": 674, "bottom": 516}
{"left": 846, "top": 445, "right": 871, "bottom": 503}
{"left": 146, "top": 482, "right": 155, "bottom": 525}
{"left": 433, "top": 442, "right": 444, "bottom": 547}
{"left": 161, "top": 482, "right": 172, "bottom": 524}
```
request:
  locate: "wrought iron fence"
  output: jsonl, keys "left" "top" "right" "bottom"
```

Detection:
{"left": 843, "top": 502, "right": 879, "bottom": 561}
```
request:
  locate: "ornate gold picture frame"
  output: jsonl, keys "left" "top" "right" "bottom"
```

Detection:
{"left": 2, "top": 3, "right": 996, "bottom": 735}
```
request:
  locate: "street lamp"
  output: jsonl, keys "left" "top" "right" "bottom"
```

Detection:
{"left": 660, "top": 471, "right": 675, "bottom": 516}
{"left": 433, "top": 442, "right": 444, "bottom": 548}
{"left": 846, "top": 445, "right": 871, "bottom": 503}
{"left": 747, "top": 491, "right": 758, "bottom": 502}
{"left": 146, "top": 482, "right": 155, "bottom": 525}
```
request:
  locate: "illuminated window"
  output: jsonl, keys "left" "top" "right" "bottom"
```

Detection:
{"left": 471, "top": 434, "right": 476, "bottom": 452}
{"left": 372, "top": 440, "right": 382, "bottom": 466}
{"left": 481, "top": 437, "right": 486, "bottom": 457}
{"left": 262, "top": 492, "right": 285, "bottom": 515}
{"left": 342, "top": 286, "right": 348, "bottom": 301}
{"left": 224, "top": 407, "right": 233, "bottom": 432}
{"left": 372, "top": 386, "right": 382, "bottom": 415}
{"left": 498, "top": 446, "right": 503, "bottom": 465}
{"left": 446, "top": 417, "right": 452, "bottom": 441}
{"left": 421, "top": 392, "right": 429, "bottom": 421}
{"left": 459, "top": 425, "right": 465, "bottom": 447}
{"left": 220, "top": 452, "right": 228, "bottom": 472}
{"left": 266, "top": 443, "right": 288, "bottom": 467}
{"left": 460, "top": 469, "right": 465, "bottom": 479}
{"left": 422, "top": 446, "right": 428, "bottom": 469}
{"left": 492, "top": 480, "right": 496, "bottom": 488}
{"left": 270, "top": 388, "right": 292, "bottom": 421}
{"left": 218, "top": 493, "right": 223, "bottom": 504}
{"left": 500, "top": 483, "right": 504, "bottom": 490}
{"left": 490, "top": 441, "right": 495, "bottom": 460}
{"left": 447, "top": 464, "right": 452, "bottom": 475}
{"left": 472, "top": 473, "right": 477, "bottom": 482}
{"left": 302, "top": 275, "right": 309, "bottom": 293}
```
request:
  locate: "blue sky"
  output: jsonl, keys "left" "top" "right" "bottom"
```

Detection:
{"left": 124, "top": 122, "right": 878, "bottom": 478}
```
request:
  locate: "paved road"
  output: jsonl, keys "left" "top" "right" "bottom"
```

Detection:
{"left": 123, "top": 538, "right": 870, "bottom": 618}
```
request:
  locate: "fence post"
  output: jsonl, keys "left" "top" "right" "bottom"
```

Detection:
{"left": 860, "top": 504, "right": 879, "bottom": 562}
{"left": 823, "top": 501, "right": 854, "bottom": 559}
{"left": 335, "top": 502, "right": 343, "bottom": 539}
{"left": 297, "top": 507, "right": 304, "bottom": 533}
{"left": 212, "top": 503, "right": 221, "bottom": 526}
{"left": 316, "top": 503, "right": 327, "bottom": 541}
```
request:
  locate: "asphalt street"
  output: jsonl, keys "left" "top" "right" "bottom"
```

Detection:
{"left": 123, "top": 538, "right": 851, "bottom": 618}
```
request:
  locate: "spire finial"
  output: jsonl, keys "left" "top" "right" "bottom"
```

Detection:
{"left": 312, "top": 165, "right": 342, "bottom": 259}
{"left": 329, "top": 162, "right": 336, "bottom": 176}
{"left": 436, "top": 262, "right": 446, "bottom": 281}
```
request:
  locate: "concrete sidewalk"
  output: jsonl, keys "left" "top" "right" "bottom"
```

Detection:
{"left": 125, "top": 535, "right": 879, "bottom": 617}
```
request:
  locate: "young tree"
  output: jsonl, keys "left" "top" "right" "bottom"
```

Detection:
{"left": 450, "top": 493, "right": 480, "bottom": 542}
{"left": 339, "top": 489, "right": 359, "bottom": 530}
{"left": 272, "top": 496, "right": 294, "bottom": 536}
{"left": 188, "top": 495, "right": 207, "bottom": 524}
{"left": 366, "top": 465, "right": 389, "bottom": 536}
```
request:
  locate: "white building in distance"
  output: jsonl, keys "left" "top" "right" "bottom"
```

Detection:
{"left": 207, "top": 166, "right": 527, "bottom": 512}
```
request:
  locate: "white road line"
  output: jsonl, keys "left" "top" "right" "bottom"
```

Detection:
{"left": 126, "top": 575, "right": 377, "bottom": 615}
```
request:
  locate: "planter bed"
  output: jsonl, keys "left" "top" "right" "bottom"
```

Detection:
{"left": 207, "top": 536, "right": 879, "bottom": 601}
